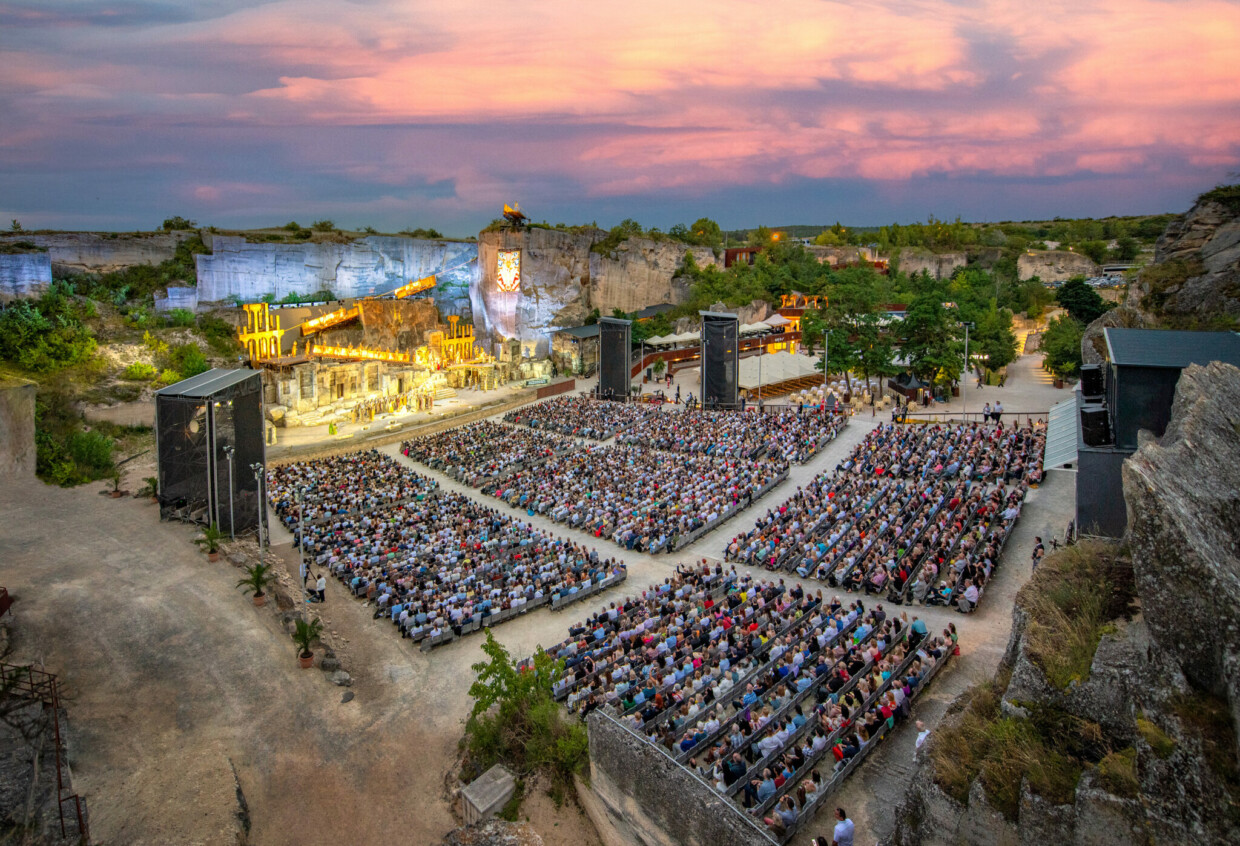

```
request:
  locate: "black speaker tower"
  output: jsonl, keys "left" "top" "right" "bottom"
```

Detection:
{"left": 598, "top": 317, "right": 632, "bottom": 400}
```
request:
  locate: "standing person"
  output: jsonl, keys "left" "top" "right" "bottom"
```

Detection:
{"left": 1032, "top": 537, "right": 1045, "bottom": 572}
{"left": 993, "top": 401, "right": 1003, "bottom": 424}
{"left": 976, "top": 369, "right": 984, "bottom": 389}
{"left": 982, "top": 402, "right": 991, "bottom": 423}
{"left": 316, "top": 572, "right": 327, "bottom": 603}
{"left": 831, "top": 807, "right": 855, "bottom": 846}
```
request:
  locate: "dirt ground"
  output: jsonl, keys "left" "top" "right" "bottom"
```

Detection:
{"left": 0, "top": 348, "right": 1074, "bottom": 846}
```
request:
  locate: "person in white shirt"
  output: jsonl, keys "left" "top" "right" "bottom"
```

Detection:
{"left": 831, "top": 807, "right": 855, "bottom": 846}
{"left": 915, "top": 720, "right": 931, "bottom": 756}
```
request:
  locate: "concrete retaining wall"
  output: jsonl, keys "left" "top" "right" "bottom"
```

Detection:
{"left": 586, "top": 710, "right": 774, "bottom": 846}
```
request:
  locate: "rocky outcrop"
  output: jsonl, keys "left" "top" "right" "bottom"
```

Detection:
{"left": 1140, "top": 198, "right": 1240, "bottom": 319}
{"left": 1122, "top": 362, "right": 1240, "bottom": 740}
{"left": 1017, "top": 250, "right": 1099, "bottom": 282}
{"left": 0, "top": 231, "right": 194, "bottom": 276}
{"left": 898, "top": 249, "right": 967, "bottom": 280}
{"left": 1080, "top": 305, "right": 1150, "bottom": 365}
{"left": 891, "top": 362, "right": 1240, "bottom": 846}
{"left": 589, "top": 237, "right": 713, "bottom": 313}
{"left": 196, "top": 234, "right": 477, "bottom": 320}
{"left": 473, "top": 228, "right": 600, "bottom": 355}
{"left": 806, "top": 245, "right": 875, "bottom": 266}
{"left": 0, "top": 251, "right": 52, "bottom": 301}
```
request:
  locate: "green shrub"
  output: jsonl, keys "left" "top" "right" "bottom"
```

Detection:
{"left": 310, "top": 219, "right": 335, "bottom": 232}
{"left": 161, "top": 216, "right": 197, "bottom": 231}
{"left": 198, "top": 314, "right": 242, "bottom": 357}
{"left": 0, "top": 291, "right": 98, "bottom": 373}
{"left": 166, "top": 308, "right": 195, "bottom": 328}
{"left": 168, "top": 343, "right": 208, "bottom": 377}
{"left": 69, "top": 430, "right": 115, "bottom": 476}
{"left": 294, "top": 229, "right": 313, "bottom": 240}
{"left": 464, "top": 630, "right": 589, "bottom": 790}
{"left": 1022, "top": 541, "right": 1136, "bottom": 689}
{"left": 156, "top": 369, "right": 183, "bottom": 385}
{"left": 1197, "top": 183, "right": 1240, "bottom": 213}
{"left": 121, "top": 362, "right": 158, "bottom": 380}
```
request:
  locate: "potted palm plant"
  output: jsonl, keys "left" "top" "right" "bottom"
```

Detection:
{"left": 195, "top": 523, "right": 225, "bottom": 562}
{"left": 138, "top": 476, "right": 159, "bottom": 504}
{"left": 236, "top": 561, "right": 275, "bottom": 607}
{"left": 292, "top": 617, "right": 324, "bottom": 669}
{"left": 108, "top": 470, "right": 124, "bottom": 498}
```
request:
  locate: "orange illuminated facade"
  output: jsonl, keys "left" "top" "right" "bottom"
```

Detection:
{"left": 308, "top": 344, "right": 411, "bottom": 364}
{"left": 239, "top": 303, "right": 286, "bottom": 363}
{"left": 300, "top": 305, "right": 360, "bottom": 335}
{"left": 392, "top": 275, "right": 436, "bottom": 299}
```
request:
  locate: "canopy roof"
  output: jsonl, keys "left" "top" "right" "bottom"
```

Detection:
{"left": 738, "top": 351, "right": 821, "bottom": 390}
{"left": 1044, "top": 394, "right": 1080, "bottom": 471}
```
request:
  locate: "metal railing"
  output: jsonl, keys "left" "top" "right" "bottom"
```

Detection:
{"left": 1, "top": 662, "right": 91, "bottom": 843}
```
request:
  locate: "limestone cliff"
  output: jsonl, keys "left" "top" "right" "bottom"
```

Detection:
{"left": 473, "top": 228, "right": 600, "bottom": 355}
{"left": 1017, "top": 250, "right": 1099, "bottom": 282}
{"left": 0, "top": 251, "right": 52, "bottom": 301}
{"left": 897, "top": 249, "right": 968, "bottom": 280}
{"left": 0, "top": 231, "right": 195, "bottom": 276}
{"left": 196, "top": 234, "right": 476, "bottom": 320}
{"left": 588, "top": 237, "right": 713, "bottom": 313}
{"left": 890, "top": 362, "right": 1240, "bottom": 846}
{"left": 1136, "top": 194, "right": 1240, "bottom": 320}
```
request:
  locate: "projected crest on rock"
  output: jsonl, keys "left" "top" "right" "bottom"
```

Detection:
{"left": 497, "top": 249, "right": 521, "bottom": 293}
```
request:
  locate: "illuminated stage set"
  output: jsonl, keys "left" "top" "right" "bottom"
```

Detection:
{"left": 236, "top": 211, "right": 560, "bottom": 433}
{"left": 237, "top": 277, "right": 509, "bottom": 430}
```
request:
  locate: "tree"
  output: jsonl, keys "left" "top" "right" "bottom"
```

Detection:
{"left": 10, "top": 219, "right": 22, "bottom": 232}
{"left": 1078, "top": 240, "right": 1108, "bottom": 264}
{"left": 899, "top": 293, "right": 964, "bottom": 382}
{"left": 1114, "top": 235, "right": 1139, "bottom": 262}
{"left": 465, "top": 630, "right": 588, "bottom": 785}
{"left": 161, "top": 216, "right": 197, "bottom": 231}
{"left": 689, "top": 217, "right": 722, "bottom": 247}
{"left": 310, "top": 219, "right": 336, "bottom": 232}
{"left": 583, "top": 307, "right": 601, "bottom": 326}
{"left": 748, "top": 225, "right": 775, "bottom": 247}
{"left": 1057, "top": 278, "right": 1111, "bottom": 324}
{"left": 652, "top": 357, "right": 666, "bottom": 377}
{"left": 1042, "top": 315, "right": 1084, "bottom": 378}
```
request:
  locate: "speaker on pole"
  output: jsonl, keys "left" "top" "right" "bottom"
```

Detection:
{"left": 598, "top": 317, "right": 632, "bottom": 400}
{"left": 1079, "top": 364, "right": 1104, "bottom": 399}
{"left": 700, "top": 311, "right": 739, "bottom": 409}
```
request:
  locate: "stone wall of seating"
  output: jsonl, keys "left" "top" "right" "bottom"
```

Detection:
{"left": 586, "top": 710, "right": 774, "bottom": 846}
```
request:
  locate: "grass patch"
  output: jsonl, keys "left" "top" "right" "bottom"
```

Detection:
{"left": 1136, "top": 717, "right": 1176, "bottom": 759}
{"left": 932, "top": 669, "right": 1106, "bottom": 820}
{"left": 1020, "top": 541, "right": 1136, "bottom": 689}
{"left": 1097, "top": 748, "right": 1140, "bottom": 799}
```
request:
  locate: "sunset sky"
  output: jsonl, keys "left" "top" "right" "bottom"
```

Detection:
{"left": 2, "top": 0, "right": 1238, "bottom": 234}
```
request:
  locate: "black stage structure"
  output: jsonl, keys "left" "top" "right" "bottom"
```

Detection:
{"left": 700, "top": 311, "right": 739, "bottom": 409}
{"left": 598, "top": 317, "right": 632, "bottom": 400}
{"left": 155, "top": 368, "right": 265, "bottom": 537}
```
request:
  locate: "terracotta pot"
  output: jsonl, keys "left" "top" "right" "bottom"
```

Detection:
{"left": 150, "top": 497, "right": 159, "bottom": 504}
{"left": 299, "top": 652, "right": 314, "bottom": 669}
{"left": 109, "top": 490, "right": 123, "bottom": 499}
{"left": 253, "top": 593, "right": 266, "bottom": 607}
{"left": 207, "top": 551, "right": 220, "bottom": 563}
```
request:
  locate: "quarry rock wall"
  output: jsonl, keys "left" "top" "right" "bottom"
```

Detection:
{"left": 0, "top": 231, "right": 194, "bottom": 276}
{"left": 588, "top": 237, "right": 715, "bottom": 313}
{"left": 1143, "top": 198, "right": 1240, "bottom": 318}
{"left": 196, "top": 235, "right": 477, "bottom": 320}
{"left": 898, "top": 249, "right": 968, "bottom": 280}
{"left": 1017, "top": 250, "right": 1099, "bottom": 282}
{"left": 0, "top": 252, "right": 53, "bottom": 301}
{"left": 0, "top": 379, "right": 36, "bottom": 477}
{"left": 473, "top": 228, "right": 600, "bottom": 356}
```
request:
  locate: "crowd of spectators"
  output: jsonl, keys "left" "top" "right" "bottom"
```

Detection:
{"left": 616, "top": 406, "right": 848, "bottom": 464}
{"left": 503, "top": 396, "right": 650, "bottom": 440}
{"left": 401, "top": 421, "right": 575, "bottom": 487}
{"left": 486, "top": 444, "right": 787, "bottom": 553}
{"left": 269, "top": 450, "right": 627, "bottom": 645}
{"left": 267, "top": 449, "right": 437, "bottom": 526}
{"left": 534, "top": 562, "right": 955, "bottom": 841}
{"left": 725, "top": 421, "right": 1044, "bottom": 612}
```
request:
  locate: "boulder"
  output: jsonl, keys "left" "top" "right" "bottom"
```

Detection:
{"left": 267, "top": 405, "right": 287, "bottom": 423}
{"left": 329, "top": 670, "right": 352, "bottom": 687}
{"left": 1122, "top": 361, "right": 1240, "bottom": 744}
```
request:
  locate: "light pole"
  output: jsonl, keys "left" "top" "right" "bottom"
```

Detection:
{"left": 223, "top": 445, "right": 235, "bottom": 540}
{"left": 961, "top": 322, "right": 975, "bottom": 421}
{"left": 250, "top": 462, "right": 266, "bottom": 551}
{"left": 822, "top": 329, "right": 831, "bottom": 393}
